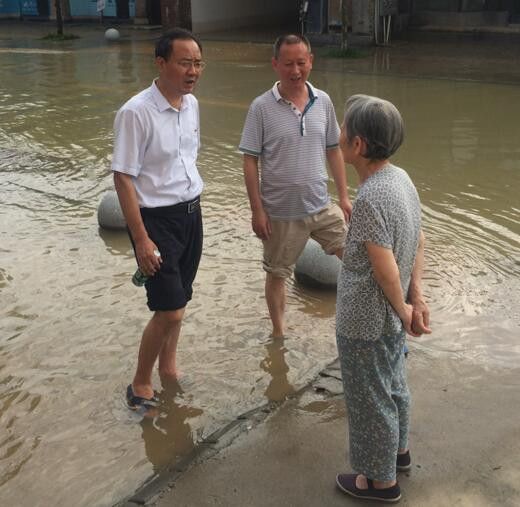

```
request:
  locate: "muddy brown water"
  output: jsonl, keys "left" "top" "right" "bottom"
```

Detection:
{"left": 0, "top": 28, "right": 519, "bottom": 506}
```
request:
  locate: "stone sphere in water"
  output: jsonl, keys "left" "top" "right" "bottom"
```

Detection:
{"left": 294, "top": 238, "right": 341, "bottom": 290}
{"left": 104, "top": 28, "right": 120, "bottom": 41}
{"left": 97, "top": 191, "right": 126, "bottom": 230}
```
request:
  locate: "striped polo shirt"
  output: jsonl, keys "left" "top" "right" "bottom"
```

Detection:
{"left": 239, "top": 82, "right": 340, "bottom": 220}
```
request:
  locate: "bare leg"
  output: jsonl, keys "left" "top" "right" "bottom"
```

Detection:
{"left": 265, "top": 273, "right": 286, "bottom": 338}
{"left": 132, "top": 308, "right": 185, "bottom": 398}
{"left": 158, "top": 308, "right": 185, "bottom": 383}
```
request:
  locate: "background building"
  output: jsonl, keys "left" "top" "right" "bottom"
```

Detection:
{"left": 1, "top": 0, "right": 519, "bottom": 40}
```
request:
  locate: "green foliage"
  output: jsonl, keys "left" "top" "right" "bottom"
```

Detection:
{"left": 41, "top": 33, "right": 80, "bottom": 41}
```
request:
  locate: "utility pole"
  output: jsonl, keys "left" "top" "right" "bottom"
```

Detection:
{"left": 341, "top": 0, "right": 348, "bottom": 51}
{"left": 55, "top": 0, "right": 64, "bottom": 35}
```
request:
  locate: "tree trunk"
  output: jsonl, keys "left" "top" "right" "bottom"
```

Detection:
{"left": 55, "top": 0, "right": 64, "bottom": 35}
{"left": 341, "top": 0, "right": 348, "bottom": 51}
{"left": 164, "top": 0, "right": 192, "bottom": 30}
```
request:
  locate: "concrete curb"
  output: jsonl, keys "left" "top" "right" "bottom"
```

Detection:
{"left": 114, "top": 360, "right": 344, "bottom": 506}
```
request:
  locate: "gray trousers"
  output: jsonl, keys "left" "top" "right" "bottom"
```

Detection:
{"left": 336, "top": 332, "right": 410, "bottom": 482}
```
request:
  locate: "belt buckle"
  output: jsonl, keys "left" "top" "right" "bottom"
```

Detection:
{"left": 188, "top": 200, "right": 199, "bottom": 213}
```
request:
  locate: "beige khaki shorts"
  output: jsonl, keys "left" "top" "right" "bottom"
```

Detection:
{"left": 262, "top": 203, "right": 347, "bottom": 279}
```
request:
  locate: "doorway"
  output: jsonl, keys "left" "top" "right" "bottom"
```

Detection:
{"left": 116, "top": 0, "right": 130, "bottom": 18}
{"left": 147, "top": 0, "right": 161, "bottom": 25}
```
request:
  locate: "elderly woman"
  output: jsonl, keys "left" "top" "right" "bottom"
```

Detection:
{"left": 335, "top": 95, "right": 431, "bottom": 503}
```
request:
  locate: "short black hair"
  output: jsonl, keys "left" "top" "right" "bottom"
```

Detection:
{"left": 273, "top": 34, "right": 311, "bottom": 59}
{"left": 155, "top": 28, "right": 202, "bottom": 61}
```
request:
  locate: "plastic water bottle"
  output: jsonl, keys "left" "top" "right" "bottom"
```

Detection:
{"left": 132, "top": 250, "right": 161, "bottom": 287}
{"left": 131, "top": 269, "right": 148, "bottom": 287}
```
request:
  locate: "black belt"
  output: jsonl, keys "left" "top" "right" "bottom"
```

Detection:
{"left": 141, "top": 197, "right": 200, "bottom": 217}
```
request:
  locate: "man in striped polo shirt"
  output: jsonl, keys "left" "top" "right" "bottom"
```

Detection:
{"left": 239, "top": 34, "right": 352, "bottom": 338}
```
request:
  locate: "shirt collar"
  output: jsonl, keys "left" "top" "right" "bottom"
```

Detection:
{"left": 271, "top": 81, "right": 318, "bottom": 103}
{"left": 151, "top": 80, "right": 190, "bottom": 112}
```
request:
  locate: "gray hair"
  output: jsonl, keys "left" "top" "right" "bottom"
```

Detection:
{"left": 343, "top": 94, "right": 404, "bottom": 160}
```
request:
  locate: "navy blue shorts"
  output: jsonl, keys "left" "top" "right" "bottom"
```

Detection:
{"left": 130, "top": 197, "right": 203, "bottom": 312}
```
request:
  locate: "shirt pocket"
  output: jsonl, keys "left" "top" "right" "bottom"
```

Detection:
{"left": 179, "top": 110, "right": 199, "bottom": 155}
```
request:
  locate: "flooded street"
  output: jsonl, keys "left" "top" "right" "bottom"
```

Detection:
{"left": 0, "top": 26, "right": 519, "bottom": 506}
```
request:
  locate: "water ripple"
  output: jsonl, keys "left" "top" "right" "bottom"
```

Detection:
{"left": 0, "top": 37, "right": 519, "bottom": 507}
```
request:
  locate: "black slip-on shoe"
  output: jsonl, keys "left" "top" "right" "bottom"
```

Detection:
{"left": 336, "top": 473, "right": 401, "bottom": 503}
{"left": 126, "top": 384, "right": 159, "bottom": 410}
{"left": 397, "top": 450, "right": 412, "bottom": 472}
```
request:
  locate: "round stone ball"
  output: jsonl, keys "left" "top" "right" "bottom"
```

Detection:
{"left": 294, "top": 238, "right": 341, "bottom": 290}
{"left": 104, "top": 28, "right": 120, "bottom": 41}
{"left": 97, "top": 191, "right": 126, "bottom": 230}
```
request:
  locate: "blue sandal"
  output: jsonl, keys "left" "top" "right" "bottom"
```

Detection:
{"left": 126, "top": 384, "right": 159, "bottom": 410}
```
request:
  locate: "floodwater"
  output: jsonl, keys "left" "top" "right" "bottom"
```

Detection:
{"left": 1, "top": 26, "right": 519, "bottom": 506}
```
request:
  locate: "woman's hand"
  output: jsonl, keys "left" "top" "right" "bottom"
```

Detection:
{"left": 410, "top": 297, "right": 432, "bottom": 335}
{"left": 400, "top": 303, "right": 421, "bottom": 337}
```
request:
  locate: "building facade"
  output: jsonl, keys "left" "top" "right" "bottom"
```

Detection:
{"left": 1, "top": 0, "right": 519, "bottom": 36}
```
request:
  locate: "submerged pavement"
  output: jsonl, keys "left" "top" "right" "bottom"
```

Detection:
{"left": 126, "top": 28, "right": 520, "bottom": 507}
{"left": 2, "top": 21, "right": 517, "bottom": 506}
{"left": 86, "top": 24, "right": 520, "bottom": 507}
{"left": 118, "top": 351, "right": 520, "bottom": 507}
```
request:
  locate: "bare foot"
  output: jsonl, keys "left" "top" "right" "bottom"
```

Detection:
{"left": 132, "top": 383, "right": 155, "bottom": 400}
{"left": 355, "top": 474, "right": 396, "bottom": 490}
{"left": 355, "top": 474, "right": 368, "bottom": 489}
{"left": 160, "top": 369, "right": 183, "bottom": 378}
{"left": 159, "top": 370, "right": 183, "bottom": 387}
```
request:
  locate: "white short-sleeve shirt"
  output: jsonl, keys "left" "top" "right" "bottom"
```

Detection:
{"left": 112, "top": 81, "right": 203, "bottom": 208}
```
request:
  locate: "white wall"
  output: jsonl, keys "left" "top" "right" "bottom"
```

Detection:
{"left": 192, "top": 0, "right": 299, "bottom": 33}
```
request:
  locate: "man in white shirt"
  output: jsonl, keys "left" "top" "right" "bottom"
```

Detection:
{"left": 112, "top": 28, "right": 206, "bottom": 410}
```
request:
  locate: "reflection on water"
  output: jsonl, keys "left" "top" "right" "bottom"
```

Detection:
{"left": 0, "top": 30, "right": 519, "bottom": 506}
{"left": 260, "top": 339, "right": 296, "bottom": 402}
{"left": 140, "top": 381, "right": 203, "bottom": 470}
{"left": 299, "top": 399, "right": 344, "bottom": 423}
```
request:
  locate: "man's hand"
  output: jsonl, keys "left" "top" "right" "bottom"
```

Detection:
{"left": 338, "top": 195, "right": 353, "bottom": 222}
{"left": 252, "top": 208, "right": 271, "bottom": 240}
{"left": 327, "top": 147, "right": 352, "bottom": 222}
{"left": 113, "top": 171, "right": 162, "bottom": 276}
{"left": 243, "top": 154, "right": 270, "bottom": 240}
{"left": 135, "top": 238, "right": 162, "bottom": 276}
